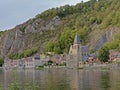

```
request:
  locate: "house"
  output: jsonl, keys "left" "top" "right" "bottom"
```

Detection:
{"left": 33, "top": 54, "right": 50, "bottom": 66}
{"left": 11, "top": 60, "right": 19, "bottom": 68}
{"left": 3, "top": 59, "right": 19, "bottom": 69}
{"left": 3, "top": 59, "right": 12, "bottom": 69}
{"left": 50, "top": 54, "right": 67, "bottom": 65}
{"left": 116, "top": 53, "right": 120, "bottom": 59}
{"left": 116, "top": 53, "right": 120, "bottom": 64}
{"left": 39, "top": 54, "right": 50, "bottom": 65}
{"left": 109, "top": 50, "right": 118, "bottom": 63}
{"left": 22, "top": 57, "right": 35, "bottom": 68}
{"left": 88, "top": 53, "right": 99, "bottom": 64}
{"left": 18, "top": 59, "right": 24, "bottom": 68}
{"left": 32, "top": 55, "right": 42, "bottom": 67}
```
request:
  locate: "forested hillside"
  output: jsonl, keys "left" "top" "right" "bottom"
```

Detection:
{"left": 0, "top": 0, "right": 120, "bottom": 59}
{"left": 43, "top": 0, "right": 120, "bottom": 53}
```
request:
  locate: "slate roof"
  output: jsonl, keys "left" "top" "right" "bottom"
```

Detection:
{"left": 81, "top": 46, "right": 89, "bottom": 53}
{"left": 34, "top": 57, "right": 40, "bottom": 60}
{"left": 74, "top": 33, "right": 81, "bottom": 44}
{"left": 117, "top": 53, "right": 120, "bottom": 58}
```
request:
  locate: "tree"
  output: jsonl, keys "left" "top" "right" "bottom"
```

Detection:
{"left": 0, "top": 57, "right": 4, "bottom": 66}
{"left": 45, "top": 41, "right": 55, "bottom": 52}
{"left": 8, "top": 47, "right": 38, "bottom": 59}
{"left": 98, "top": 46, "right": 109, "bottom": 63}
{"left": 48, "top": 60, "right": 53, "bottom": 65}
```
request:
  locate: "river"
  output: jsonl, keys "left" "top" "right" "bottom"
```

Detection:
{"left": 0, "top": 68, "right": 120, "bottom": 90}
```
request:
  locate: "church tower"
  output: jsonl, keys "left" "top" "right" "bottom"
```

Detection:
{"left": 67, "top": 33, "right": 82, "bottom": 68}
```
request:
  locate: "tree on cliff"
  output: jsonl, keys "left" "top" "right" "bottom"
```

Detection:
{"left": 98, "top": 46, "right": 109, "bottom": 63}
{"left": 0, "top": 57, "right": 4, "bottom": 66}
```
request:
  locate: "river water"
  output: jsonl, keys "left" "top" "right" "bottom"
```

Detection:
{"left": 0, "top": 68, "right": 120, "bottom": 90}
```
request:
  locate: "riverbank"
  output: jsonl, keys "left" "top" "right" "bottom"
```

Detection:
{"left": 42, "top": 63, "right": 120, "bottom": 70}
{"left": 2, "top": 63, "right": 120, "bottom": 71}
{"left": 78, "top": 63, "right": 120, "bottom": 70}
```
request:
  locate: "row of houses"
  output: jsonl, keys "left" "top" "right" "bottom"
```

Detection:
{"left": 3, "top": 55, "right": 50, "bottom": 69}
{"left": 3, "top": 50, "right": 120, "bottom": 69}
{"left": 80, "top": 49, "right": 120, "bottom": 64}
{"left": 3, "top": 54, "right": 68, "bottom": 69}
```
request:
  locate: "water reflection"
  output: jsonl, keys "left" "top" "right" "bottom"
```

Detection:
{"left": 1, "top": 69, "right": 120, "bottom": 90}
{"left": 100, "top": 71, "right": 110, "bottom": 90}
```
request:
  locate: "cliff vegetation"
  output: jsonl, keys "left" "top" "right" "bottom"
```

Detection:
{"left": 1, "top": 0, "right": 120, "bottom": 59}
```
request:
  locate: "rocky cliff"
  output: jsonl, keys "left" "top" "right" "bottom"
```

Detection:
{"left": 0, "top": 16, "right": 61, "bottom": 57}
{"left": 94, "top": 28, "right": 120, "bottom": 51}
{"left": 0, "top": 0, "right": 120, "bottom": 58}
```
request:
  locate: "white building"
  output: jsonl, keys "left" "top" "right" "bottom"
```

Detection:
{"left": 32, "top": 56, "right": 41, "bottom": 67}
{"left": 40, "top": 54, "right": 50, "bottom": 65}
{"left": 22, "top": 57, "right": 35, "bottom": 68}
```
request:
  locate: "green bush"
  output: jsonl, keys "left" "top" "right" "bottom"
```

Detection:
{"left": 8, "top": 47, "right": 38, "bottom": 59}
{"left": 98, "top": 46, "right": 109, "bottom": 63}
{"left": 0, "top": 57, "right": 4, "bottom": 66}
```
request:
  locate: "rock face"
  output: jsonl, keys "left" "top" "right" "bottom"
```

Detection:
{"left": 0, "top": 29, "right": 24, "bottom": 57}
{"left": 0, "top": 16, "right": 61, "bottom": 57}
{"left": 25, "top": 18, "right": 43, "bottom": 33}
{"left": 41, "top": 16, "right": 60, "bottom": 31}
{"left": 94, "top": 28, "right": 119, "bottom": 51}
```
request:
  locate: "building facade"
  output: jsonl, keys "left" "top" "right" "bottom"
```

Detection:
{"left": 67, "top": 33, "right": 89, "bottom": 68}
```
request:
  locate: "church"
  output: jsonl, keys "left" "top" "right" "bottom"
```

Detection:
{"left": 66, "top": 33, "right": 89, "bottom": 68}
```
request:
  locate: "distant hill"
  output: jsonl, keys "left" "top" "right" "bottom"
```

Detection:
{"left": 0, "top": 0, "right": 120, "bottom": 59}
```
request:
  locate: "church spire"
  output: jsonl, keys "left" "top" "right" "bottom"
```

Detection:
{"left": 74, "top": 33, "right": 81, "bottom": 44}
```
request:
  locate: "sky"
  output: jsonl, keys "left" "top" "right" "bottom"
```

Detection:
{"left": 0, "top": 0, "right": 89, "bottom": 31}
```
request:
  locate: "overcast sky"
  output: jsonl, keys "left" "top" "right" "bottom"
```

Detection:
{"left": 0, "top": 0, "right": 89, "bottom": 31}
